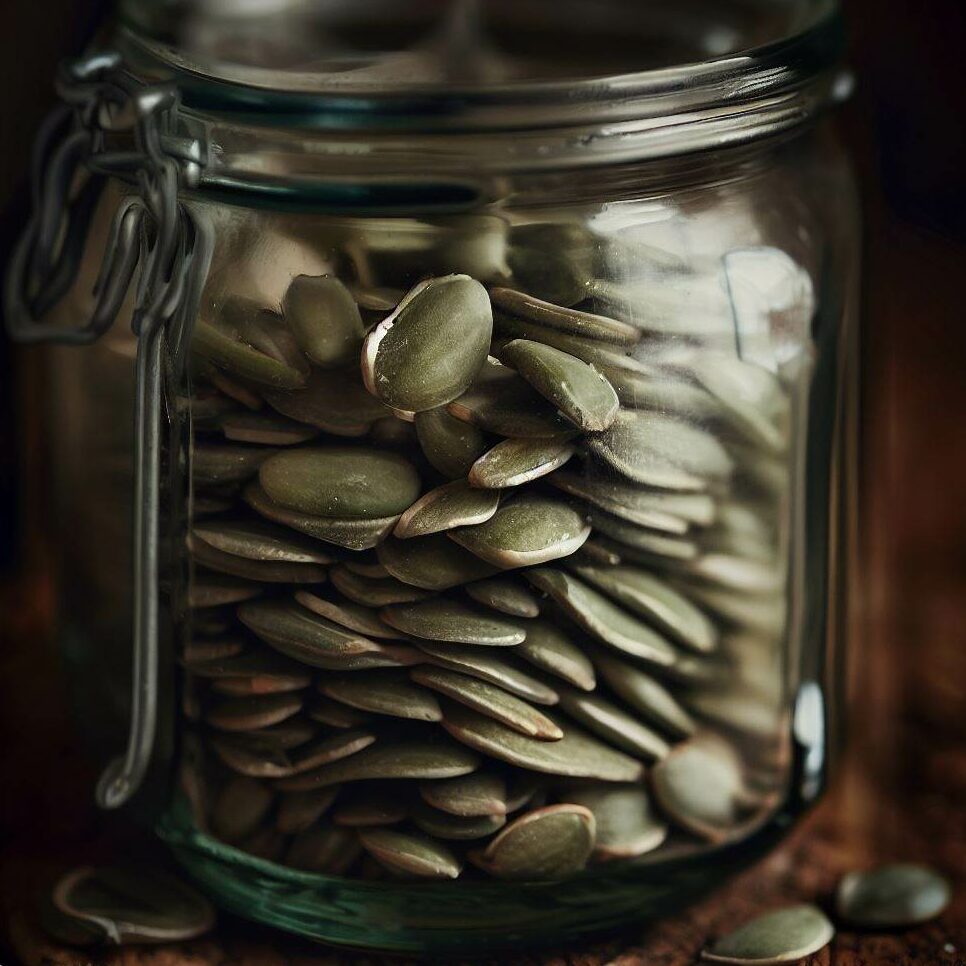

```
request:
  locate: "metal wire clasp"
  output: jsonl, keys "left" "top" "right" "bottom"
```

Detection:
{"left": 3, "top": 51, "right": 213, "bottom": 810}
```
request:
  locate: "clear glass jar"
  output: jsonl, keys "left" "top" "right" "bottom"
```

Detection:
{"left": 8, "top": 0, "right": 859, "bottom": 954}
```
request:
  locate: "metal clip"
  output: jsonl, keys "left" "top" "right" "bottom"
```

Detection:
{"left": 3, "top": 51, "right": 213, "bottom": 809}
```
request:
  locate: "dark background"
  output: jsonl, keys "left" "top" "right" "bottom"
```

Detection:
{"left": 0, "top": 0, "right": 963, "bottom": 960}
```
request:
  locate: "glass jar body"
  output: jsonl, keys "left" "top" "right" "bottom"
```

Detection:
{"left": 40, "top": 124, "right": 858, "bottom": 953}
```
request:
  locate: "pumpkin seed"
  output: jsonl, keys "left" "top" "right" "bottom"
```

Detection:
{"left": 259, "top": 446, "right": 421, "bottom": 519}
{"left": 209, "top": 734, "right": 302, "bottom": 778}
{"left": 394, "top": 480, "right": 500, "bottom": 539}
{"left": 212, "top": 776, "right": 274, "bottom": 843}
{"left": 321, "top": 670, "right": 443, "bottom": 722}
{"left": 49, "top": 867, "right": 215, "bottom": 945}
{"left": 182, "top": 647, "right": 308, "bottom": 684}
{"left": 415, "top": 643, "right": 559, "bottom": 706}
{"left": 835, "top": 864, "right": 951, "bottom": 928}
{"left": 189, "top": 574, "right": 262, "bottom": 608}
{"left": 469, "top": 437, "right": 575, "bottom": 489}
{"left": 594, "top": 651, "right": 696, "bottom": 738}
{"left": 282, "top": 274, "right": 366, "bottom": 368}
{"left": 465, "top": 577, "right": 541, "bottom": 618}
{"left": 362, "top": 275, "right": 492, "bottom": 413}
{"left": 688, "top": 554, "right": 783, "bottom": 595}
{"left": 411, "top": 801, "right": 506, "bottom": 840}
{"left": 573, "top": 565, "right": 717, "bottom": 653}
{"left": 587, "top": 513, "right": 699, "bottom": 562}
{"left": 358, "top": 828, "right": 462, "bottom": 879}
{"left": 515, "top": 619, "right": 596, "bottom": 692}
{"left": 414, "top": 406, "right": 488, "bottom": 478}
{"left": 471, "top": 804, "right": 595, "bottom": 880}
{"left": 190, "top": 534, "right": 328, "bottom": 584}
{"left": 377, "top": 534, "right": 499, "bottom": 590}
{"left": 208, "top": 371, "right": 263, "bottom": 411}
{"left": 447, "top": 360, "right": 575, "bottom": 438}
{"left": 507, "top": 222, "right": 595, "bottom": 306}
{"left": 564, "top": 784, "right": 668, "bottom": 860}
{"left": 263, "top": 369, "right": 386, "bottom": 437}
{"left": 294, "top": 589, "right": 405, "bottom": 639}
{"left": 598, "top": 365, "right": 720, "bottom": 419}
{"left": 586, "top": 411, "right": 732, "bottom": 490}
{"left": 500, "top": 339, "right": 619, "bottom": 432}
{"left": 277, "top": 739, "right": 480, "bottom": 791}
{"left": 557, "top": 687, "right": 669, "bottom": 760}
{"left": 412, "top": 667, "right": 562, "bottom": 740}
{"left": 194, "top": 444, "right": 278, "bottom": 485}
{"left": 701, "top": 904, "right": 834, "bottom": 964}
{"left": 192, "top": 519, "right": 332, "bottom": 564}
{"left": 307, "top": 696, "right": 373, "bottom": 729}
{"left": 651, "top": 735, "right": 747, "bottom": 842}
{"left": 206, "top": 693, "right": 303, "bottom": 732}
{"left": 382, "top": 599, "right": 526, "bottom": 646}
{"left": 285, "top": 826, "right": 362, "bottom": 874}
{"left": 290, "top": 730, "right": 379, "bottom": 773}
{"left": 220, "top": 410, "right": 318, "bottom": 446}
{"left": 330, "top": 564, "right": 435, "bottom": 606}
{"left": 243, "top": 718, "right": 319, "bottom": 749}
{"left": 332, "top": 787, "right": 410, "bottom": 827}
{"left": 345, "top": 280, "right": 403, "bottom": 312}
{"left": 526, "top": 568, "right": 679, "bottom": 667}
{"left": 243, "top": 481, "right": 400, "bottom": 550}
{"left": 183, "top": 638, "right": 245, "bottom": 663}
{"left": 419, "top": 772, "right": 508, "bottom": 817}
{"left": 450, "top": 496, "right": 590, "bottom": 569}
{"left": 442, "top": 704, "right": 644, "bottom": 782}
{"left": 490, "top": 287, "right": 639, "bottom": 345}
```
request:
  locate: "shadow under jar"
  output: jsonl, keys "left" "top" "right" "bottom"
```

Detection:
{"left": 8, "top": 0, "right": 860, "bottom": 954}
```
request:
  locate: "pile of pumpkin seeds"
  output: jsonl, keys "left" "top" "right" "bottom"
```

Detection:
{"left": 180, "top": 216, "right": 799, "bottom": 881}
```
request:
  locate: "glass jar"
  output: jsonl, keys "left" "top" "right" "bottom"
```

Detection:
{"left": 7, "top": 0, "right": 859, "bottom": 954}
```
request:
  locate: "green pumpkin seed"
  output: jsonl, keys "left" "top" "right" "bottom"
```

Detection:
{"left": 469, "top": 437, "right": 575, "bottom": 489}
{"left": 411, "top": 801, "right": 506, "bottom": 840}
{"left": 574, "top": 565, "right": 717, "bottom": 653}
{"left": 285, "top": 826, "right": 362, "bottom": 874}
{"left": 277, "top": 739, "right": 480, "bottom": 791}
{"left": 586, "top": 411, "right": 733, "bottom": 490}
{"left": 331, "top": 786, "right": 410, "bottom": 827}
{"left": 701, "top": 904, "right": 834, "bottom": 964}
{"left": 490, "top": 287, "right": 639, "bottom": 345}
{"left": 465, "top": 577, "right": 540, "bottom": 618}
{"left": 598, "top": 365, "right": 720, "bottom": 419}
{"left": 442, "top": 704, "right": 643, "bottom": 782}
{"left": 212, "top": 776, "right": 275, "bottom": 842}
{"left": 526, "top": 569, "right": 678, "bottom": 667}
{"left": 276, "top": 787, "right": 341, "bottom": 834}
{"left": 282, "top": 274, "right": 366, "bottom": 369}
{"left": 321, "top": 670, "right": 443, "bottom": 722}
{"left": 414, "top": 406, "right": 488, "bottom": 479}
{"left": 471, "top": 804, "right": 595, "bottom": 880}
{"left": 191, "top": 494, "right": 236, "bottom": 518}
{"left": 450, "top": 496, "right": 590, "bottom": 569}
{"left": 182, "top": 647, "right": 307, "bottom": 683}
{"left": 291, "top": 730, "right": 379, "bottom": 773}
{"left": 564, "top": 784, "right": 668, "bottom": 860}
{"left": 557, "top": 687, "right": 669, "bottom": 760}
{"left": 345, "top": 280, "right": 404, "bottom": 312}
{"left": 220, "top": 411, "right": 318, "bottom": 446}
{"left": 341, "top": 555, "right": 390, "bottom": 579}
{"left": 836, "top": 864, "right": 951, "bottom": 928}
{"left": 419, "top": 772, "right": 508, "bottom": 817}
{"left": 688, "top": 554, "right": 783, "bottom": 594}
{"left": 412, "top": 667, "right": 562, "bottom": 740}
{"left": 394, "top": 480, "right": 500, "bottom": 539}
{"left": 308, "top": 696, "right": 373, "bottom": 729}
{"left": 192, "top": 519, "right": 332, "bottom": 564}
{"left": 447, "top": 360, "right": 575, "bottom": 438}
{"left": 211, "top": 673, "right": 310, "bottom": 698}
{"left": 676, "top": 579, "right": 786, "bottom": 635}
{"left": 206, "top": 693, "right": 303, "bottom": 732}
{"left": 242, "top": 718, "right": 319, "bottom": 749}
{"left": 588, "top": 513, "right": 699, "bottom": 562}
{"left": 238, "top": 598, "right": 381, "bottom": 662}
{"left": 507, "top": 222, "right": 595, "bottom": 306}
{"left": 515, "top": 619, "right": 596, "bottom": 692}
{"left": 358, "top": 828, "right": 462, "bottom": 880}
{"left": 500, "top": 339, "right": 619, "bottom": 432}
{"left": 688, "top": 355, "right": 789, "bottom": 453}
{"left": 194, "top": 444, "right": 278, "bottom": 485}
{"left": 209, "top": 734, "right": 302, "bottom": 778}
{"left": 259, "top": 446, "right": 420, "bottom": 519}
{"left": 192, "top": 309, "right": 306, "bottom": 390}
{"left": 191, "top": 534, "right": 327, "bottom": 584}
{"left": 183, "top": 637, "right": 245, "bottom": 663}
{"left": 208, "top": 370, "right": 263, "bottom": 411}
{"left": 377, "top": 534, "right": 499, "bottom": 590}
{"left": 594, "top": 652, "right": 696, "bottom": 738}
{"left": 362, "top": 275, "right": 492, "bottom": 413}
{"left": 187, "top": 387, "right": 239, "bottom": 423}
{"left": 381, "top": 599, "right": 526, "bottom": 646}
{"left": 651, "top": 735, "right": 747, "bottom": 842}
{"left": 294, "top": 589, "right": 405, "bottom": 639}
{"left": 368, "top": 415, "right": 416, "bottom": 450}
{"left": 49, "top": 867, "right": 215, "bottom": 945}
{"left": 244, "top": 481, "right": 401, "bottom": 550}
{"left": 415, "top": 643, "right": 559, "bottom": 706}
{"left": 189, "top": 574, "right": 262, "bottom": 608}
{"left": 263, "top": 369, "right": 387, "bottom": 437}
{"left": 330, "top": 564, "right": 435, "bottom": 606}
